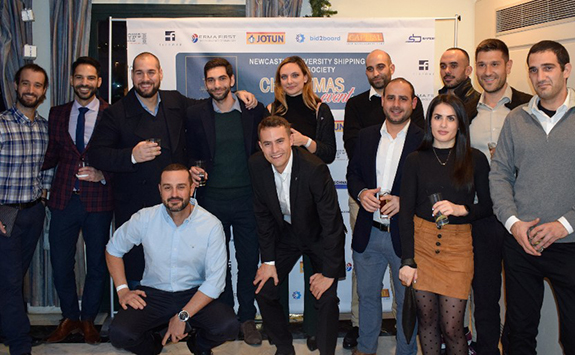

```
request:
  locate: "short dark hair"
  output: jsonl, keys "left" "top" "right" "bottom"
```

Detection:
{"left": 257, "top": 115, "right": 291, "bottom": 140}
{"left": 161, "top": 163, "right": 192, "bottom": 184}
{"left": 132, "top": 52, "right": 161, "bottom": 71}
{"left": 384, "top": 77, "right": 415, "bottom": 99}
{"left": 475, "top": 38, "right": 509, "bottom": 62}
{"left": 71, "top": 57, "right": 101, "bottom": 77}
{"left": 14, "top": 64, "right": 49, "bottom": 89}
{"left": 527, "top": 40, "right": 570, "bottom": 71}
{"left": 204, "top": 58, "right": 234, "bottom": 80}
{"left": 445, "top": 47, "right": 471, "bottom": 64}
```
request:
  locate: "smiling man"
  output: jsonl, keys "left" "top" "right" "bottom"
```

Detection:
{"left": 0, "top": 64, "right": 53, "bottom": 355}
{"left": 185, "top": 58, "right": 268, "bottom": 345}
{"left": 490, "top": 40, "right": 575, "bottom": 354}
{"left": 42, "top": 57, "right": 114, "bottom": 345}
{"left": 249, "top": 116, "right": 345, "bottom": 355}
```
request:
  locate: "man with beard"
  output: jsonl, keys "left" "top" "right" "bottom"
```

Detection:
{"left": 342, "top": 49, "right": 425, "bottom": 349}
{"left": 42, "top": 57, "right": 114, "bottom": 344}
{"left": 466, "top": 39, "right": 531, "bottom": 355}
{"left": 185, "top": 58, "right": 268, "bottom": 345}
{"left": 346, "top": 78, "right": 423, "bottom": 355}
{"left": 438, "top": 47, "right": 481, "bottom": 118}
{"left": 0, "top": 64, "right": 53, "bottom": 355}
{"left": 89, "top": 52, "right": 256, "bottom": 286}
{"left": 107, "top": 164, "right": 238, "bottom": 355}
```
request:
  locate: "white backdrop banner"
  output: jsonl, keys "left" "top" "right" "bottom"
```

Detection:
{"left": 126, "top": 17, "right": 435, "bottom": 314}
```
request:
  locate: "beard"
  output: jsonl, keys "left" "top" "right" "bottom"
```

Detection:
{"left": 134, "top": 80, "right": 160, "bottom": 98}
{"left": 16, "top": 91, "right": 43, "bottom": 108}
{"left": 163, "top": 197, "right": 189, "bottom": 213}
{"left": 207, "top": 86, "right": 231, "bottom": 102}
{"left": 384, "top": 107, "right": 412, "bottom": 126}
{"left": 73, "top": 85, "right": 98, "bottom": 102}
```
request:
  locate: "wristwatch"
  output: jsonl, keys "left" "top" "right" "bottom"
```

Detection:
{"left": 178, "top": 310, "right": 190, "bottom": 322}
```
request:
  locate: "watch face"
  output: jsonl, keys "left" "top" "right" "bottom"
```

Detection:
{"left": 178, "top": 310, "right": 189, "bottom": 322}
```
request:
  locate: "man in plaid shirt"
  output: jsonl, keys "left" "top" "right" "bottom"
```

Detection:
{"left": 0, "top": 63, "right": 53, "bottom": 355}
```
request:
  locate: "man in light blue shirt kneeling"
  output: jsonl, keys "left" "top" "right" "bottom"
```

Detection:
{"left": 106, "top": 163, "right": 239, "bottom": 355}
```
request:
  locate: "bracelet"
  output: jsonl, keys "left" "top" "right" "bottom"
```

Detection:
{"left": 116, "top": 284, "right": 129, "bottom": 292}
{"left": 304, "top": 138, "right": 312, "bottom": 148}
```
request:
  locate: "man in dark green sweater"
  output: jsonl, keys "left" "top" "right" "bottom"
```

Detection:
{"left": 185, "top": 58, "right": 268, "bottom": 347}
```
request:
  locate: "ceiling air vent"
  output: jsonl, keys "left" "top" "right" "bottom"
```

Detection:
{"left": 496, "top": 0, "right": 575, "bottom": 34}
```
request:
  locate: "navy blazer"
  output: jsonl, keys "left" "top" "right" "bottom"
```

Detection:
{"left": 347, "top": 122, "right": 424, "bottom": 257}
{"left": 185, "top": 98, "right": 268, "bottom": 200}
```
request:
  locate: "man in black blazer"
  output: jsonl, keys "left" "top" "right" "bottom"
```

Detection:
{"left": 250, "top": 116, "right": 345, "bottom": 355}
{"left": 185, "top": 58, "right": 268, "bottom": 345}
{"left": 346, "top": 78, "right": 423, "bottom": 355}
{"left": 89, "top": 52, "right": 257, "bottom": 284}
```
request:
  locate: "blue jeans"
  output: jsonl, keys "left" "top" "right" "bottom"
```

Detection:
{"left": 353, "top": 227, "right": 417, "bottom": 355}
{"left": 49, "top": 195, "right": 113, "bottom": 320}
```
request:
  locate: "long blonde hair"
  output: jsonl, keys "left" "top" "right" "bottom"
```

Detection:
{"left": 271, "top": 56, "right": 321, "bottom": 116}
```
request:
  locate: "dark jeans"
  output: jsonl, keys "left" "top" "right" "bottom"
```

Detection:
{"left": 109, "top": 286, "right": 239, "bottom": 355}
{"left": 201, "top": 194, "right": 259, "bottom": 323}
{"left": 49, "top": 195, "right": 113, "bottom": 320}
{"left": 0, "top": 202, "right": 45, "bottom": 355}
{"left": 256, "top": 223, "right": 340, "bottom": 355}
{"left": 471, "top": 215, "right": 505, "bottom": 355}
{"left": 503, "top": 236, "right": 575, "bottom": 355}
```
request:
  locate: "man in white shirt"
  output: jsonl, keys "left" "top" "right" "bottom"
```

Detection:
{"left": 106, "top": 164, "right": 238, "bottom": 355}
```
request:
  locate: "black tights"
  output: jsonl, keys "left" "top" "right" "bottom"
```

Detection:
{"left": 415, "top": 290, "right": 468, "bottom": 355}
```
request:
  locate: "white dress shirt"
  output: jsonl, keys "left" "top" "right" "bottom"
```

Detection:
{"left": 68, "top": 97, "right": 100, "bottom": 146}
{"left": 272, "top": 152, "right": 294, "bottom": 223}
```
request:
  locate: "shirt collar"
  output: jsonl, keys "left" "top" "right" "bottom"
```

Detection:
{"left": 73, "top": 96, "right": 100, "bottom": 112}
{"left": 478, "top": 83, "right": 512, "bottom": 108}
{"left": 380, "top": 119, "right": 411, "bottom": 138}
{"left": 161, "top": 198, "right": 198, "bottom": 226}
{"left": 369, "top": 86, "right": 381, "bottom": 101}
{"left": 212, "top": 93, "right": 242, "bottom": 114}
{"left": 272, "top": 149, "right": 294, "bottom": 178}
{"left": 527, "top": 88, "right": 573, "bottom": 117}
{"left": 135, "top": 92, "right": 162, "bottom": 116}
{"left": 10, "top": 105, "right": 42, "bottom": 123}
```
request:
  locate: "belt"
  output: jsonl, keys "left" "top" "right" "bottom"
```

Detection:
{"left": 372, "top": 220, "right": 390, "bottom": 232}
{"left": 5, "top": 198, "right": 42, "bottom": 210}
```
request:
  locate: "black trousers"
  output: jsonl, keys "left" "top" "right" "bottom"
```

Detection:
{"left": 471, "top": 215, "right": 505, "bottom": 355}
{"left": 503, "top": 236, "right": 575, "bottom": 355}
{"left": 256, "top": 224, "right": 340, "bottom": 355}
{"left": 109, "top": 286, "right": 239, "bottom": 355}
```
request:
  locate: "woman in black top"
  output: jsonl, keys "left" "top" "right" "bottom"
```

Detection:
{"left": 398, "top": 95, "right": 492, "bottom": 354}
{"left": 268, "top": 56, "right": 336, "bottom": 164}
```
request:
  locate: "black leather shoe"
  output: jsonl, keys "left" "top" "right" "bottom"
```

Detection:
{"left": 343, "top": 326, "right": 359, "bottom": 349}
{"left": 306, "top": 335, "right": 318, "bottom": 351}
{"left": 275, "top": 347, "right": 296, "bottom": 355}
{"left": 186, "top": 332, "right": 213, "bottom": 355}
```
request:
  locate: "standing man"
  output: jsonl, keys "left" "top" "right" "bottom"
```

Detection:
{"left": 467, "top": 39, "right": 531, "bottom": 355}
{"left": 107, "top": 164, "right": 239, "bottom": 355}
{"left": 347, "top": 78, "right": 423, "bottom": 355}
{"left": 0, "top": 64, "right": 52, "bottom": 355}
{"left": 185, "top": 58, "right": 267, "bottom": 345}
{"left": 42, "top": 57, "right": 114, "bottom": 344}
{"left": 490, "top": 40, "right": 575, "bottom": 354}
{"left": 439, "top": 47, "right": 481, "bottom": 117}
{"left": 250, "top": 116, "right": 345, "bottom": 355}
{"left": 89, "top": 52, "right": 255, "bottom": 285}
{"left": 342, "top": 49, "right": 425, "bottom": 349}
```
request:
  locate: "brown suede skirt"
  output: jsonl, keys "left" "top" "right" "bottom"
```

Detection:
{"left": 413, "top": 216, "right": 473, "bottom": 299}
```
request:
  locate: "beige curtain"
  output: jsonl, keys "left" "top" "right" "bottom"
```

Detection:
{"left": 246, "top": 0, "right": 303, "bottom": 17}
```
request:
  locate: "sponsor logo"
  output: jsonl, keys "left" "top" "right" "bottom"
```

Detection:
{"left": 165, "top": 31, "right": 176, "bottom": 41}
{"left": 296, "top": 33, "right": 305, "bottom": 43}
{"left": 346, "top": 263, "right": 353, "bottom": 272}
{"left": 381, "top": 289, "right": 390, "bottom": 298}
{"left": 334, "top": 180, "right": 347, "bottom": 190}
{"left": 347, "top": 32, "right": 384, "bottom": 44}
{"left": 127, "top": 32, "right": 147, "bottom": 45}
{"left": 246, "top": 32, "right": 285, "bottom": 45}
{"left": 406, "top": 34, "right": 435, "bottom": 43}
{"left": 190, "top": 33, "right": 237, "bottom": 43}
{"left": 292, "top": 291, "right": 302, "bottom": 300}
{"left": 335, "top": 120, "right": 344, "bottom": 132}
{"left": 419, "top": 59, "right": 430, "bottom": 71}
{"left": 336, "top": 149, "right": 347, "bottom": 161}
{"left": 310, "top": 35, "right": 342, "bottom": 42}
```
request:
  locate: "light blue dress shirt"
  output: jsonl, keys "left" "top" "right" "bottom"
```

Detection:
{"left": 106, "top": 200, "right": 226, "bottom": 298}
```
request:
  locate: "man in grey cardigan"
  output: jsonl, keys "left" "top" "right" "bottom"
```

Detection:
{"left": 490, "top": 40, "right": 575, "bottom": 354}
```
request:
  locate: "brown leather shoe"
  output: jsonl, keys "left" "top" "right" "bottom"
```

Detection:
{"left": 352, "top": 349, "right": 376, "bottom": 355}
{"left": 46, "top": 318, "right": 81, "bottom": 343}
{"left": 81, "top": 319, "right": 101, "bottom": 345}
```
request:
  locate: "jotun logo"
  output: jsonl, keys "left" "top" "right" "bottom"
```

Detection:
{"left": 246, "top": 32, "right": 285, "bottom": 45}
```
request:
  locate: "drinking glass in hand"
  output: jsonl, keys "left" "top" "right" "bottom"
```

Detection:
{"left": 76, "top": 160, "right": 89, "bottom": 178}
{"left": 429, "top": 192, "right": 449, "bottom": 229}
{"left": 378, "top": 190, "right": 390, "bottom": 222}
{"left": 195, "top": 160, "right": 207, "bottom": 187}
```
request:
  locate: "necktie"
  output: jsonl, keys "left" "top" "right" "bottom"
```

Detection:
{"left": 76, "top": 107, "right": 89, "bottom": 153}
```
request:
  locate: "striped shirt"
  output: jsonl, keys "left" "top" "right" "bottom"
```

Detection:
{"left": 0, "top": 106, "right": 53, "bottom": 204}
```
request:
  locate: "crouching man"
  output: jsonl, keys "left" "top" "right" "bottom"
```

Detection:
{"left": 106, "top": 163, "right": 239, "bottom": 355}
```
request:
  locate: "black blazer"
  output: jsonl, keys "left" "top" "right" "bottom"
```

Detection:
{"left": 185, "top": 98, "right": 268, "bottom": 199}
{"left": 347, "top": 122, "right": 424, "bottom": 257}
{"left": 89, "top": 89, "right": 198, "bottom": 225}
{"left": 249, "top": 147, "right": 345, "bottom": 279}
